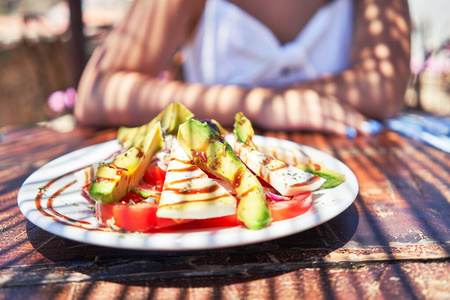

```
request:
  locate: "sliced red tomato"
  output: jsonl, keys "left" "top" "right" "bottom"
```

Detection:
{"left": 144, "top": 165, "right": 166, "bottom": 188}
{"left": 95, "top": 191, "right": 312, "bottom": 232}
{"left": 95, "top": 192, "right": 192, "bottom": 232}
{"left": 176, "top": 214, "right": 241, "bottom": 230}
{"left": 121, "top": 191, "right": 146, "bottom": 203}
{"left": 268, "top": 191, "right": 312, "bottom": 222}
{"left": 154, "top": 217, "right": 193, "bottom": 230}
{"left": 176, "top": 192, "right": 313, "bottom": 230}
{"left": 195, "top": 214, "right": 240, "bottom": 228}
{"left": 95, "top": 199, "right": 157, "bottom": 232}
{"left": 93, "top": 161, "right": 312, "bottom": 231}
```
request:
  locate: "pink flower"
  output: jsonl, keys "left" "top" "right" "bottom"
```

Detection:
{"left": 47, "top": 88, "right": 77, "bottom": 113}
{"left": 48, "top": 91, "right": 66, "bottom": 113}
{"left": 64, "top": 88, "right": 77, "bottom": 110}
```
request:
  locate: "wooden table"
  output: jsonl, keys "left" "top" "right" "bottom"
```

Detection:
{"left": 0, "top": 123, "right": 448, "bottom": 299}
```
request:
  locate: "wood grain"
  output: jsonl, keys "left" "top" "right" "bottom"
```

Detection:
{"left": 0, "top": 125, "right": 448, "bottom": 298}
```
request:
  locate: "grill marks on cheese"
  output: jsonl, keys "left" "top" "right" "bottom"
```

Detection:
{"left": 225, "top": 134, "right": 325, "bottom": 196}
{"left": 74, "top": 165, "right": 97, "bottom": 188}
{"left": 156, "top": 140, "right": 236, "bottom": 219}
{"left": 256, "top": 143, "right": 310, "bottom": 166}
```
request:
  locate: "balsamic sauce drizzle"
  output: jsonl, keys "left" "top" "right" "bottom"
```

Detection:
{"left": 35, "top": 168, "right": 107, "bottom": 232}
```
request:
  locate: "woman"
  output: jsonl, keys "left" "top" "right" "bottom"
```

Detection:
{"left": 74, "top": 0, "right": 411, "bottom": 136}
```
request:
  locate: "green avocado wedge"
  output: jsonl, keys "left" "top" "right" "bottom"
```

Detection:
{"left": 89, "top": 122, "right": 163, "bottom": 203}
{"left": 296, "top": 163, "right": 345, "bottom": 188}
{"left": 118, "top": 102, "right": 194, "bottom": 149}
{"left": 202, "top": 119, "right": 229, "bottom": 136}
{"left": 233, "top": 112, "right": 257, "bottom": 149}
{"left": 177, "top": 119, "right": 272, "bottom": 230}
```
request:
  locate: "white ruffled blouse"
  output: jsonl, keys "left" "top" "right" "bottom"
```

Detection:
{"left": 183, "top": 0, "right": 354, "bottom": 88}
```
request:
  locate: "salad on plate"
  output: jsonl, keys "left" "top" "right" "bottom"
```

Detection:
{"left": 75, "top": 103, "right": 345, "bottom": 233}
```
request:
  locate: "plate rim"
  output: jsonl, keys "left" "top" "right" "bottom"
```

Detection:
{"left": 17, "top": 136, "right": 359, "bottom": 251}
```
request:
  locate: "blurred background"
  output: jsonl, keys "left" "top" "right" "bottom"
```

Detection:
{"left": 0, "top": 0, "right": 448, "bottom": 128}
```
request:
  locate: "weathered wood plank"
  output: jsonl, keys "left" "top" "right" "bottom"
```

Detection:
{"left": 1, "top": 262, "right": 448, "bottom": 299}
{"left": 1, "top": 126, "right": 449, "bottom": 299}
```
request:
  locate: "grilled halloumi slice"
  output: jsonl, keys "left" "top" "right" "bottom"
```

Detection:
{"left": 74, "top": 165, "right": 98, "bottom": 188}
{"left": 225, "top": 134, "right": 325, "bottom": 196}
{"left": 157, "top": 139, "right": 237, "bottom": 219}
{"left": 254, "top": 141, "right": 310, "bottom": 165}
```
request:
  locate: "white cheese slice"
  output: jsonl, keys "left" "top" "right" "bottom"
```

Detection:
{"left": 157, "top": 139, "right": 237, "bottom": 219}
{"left": 74, "top": 164, "right": 98, "bottom": 188}
{"left": 225, "top": 134, "right": 325, "bottom": 196}
{"left": 254, "top": 141, "right": 310, "bottom": 165}
{"left": 162, "top": 134, "right": 176, "bottom": 150}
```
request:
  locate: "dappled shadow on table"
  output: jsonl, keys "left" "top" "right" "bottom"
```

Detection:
{"left": 19, "top": 204, "right": 358, "bottom": 288}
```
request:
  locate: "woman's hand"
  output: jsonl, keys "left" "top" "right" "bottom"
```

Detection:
{"left": 244, "top": 88, "right": 380, "bottom": 137}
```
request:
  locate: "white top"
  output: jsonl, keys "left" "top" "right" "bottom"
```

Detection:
{"left": 183, "top": 0, "right": 354, "bottom": 88}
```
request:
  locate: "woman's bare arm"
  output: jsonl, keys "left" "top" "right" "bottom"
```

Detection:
{"left": 75, "top": 0, "right": 411, "bottom": 135}
{"left": 297, "top": 0, "right": 411, "bottom": 120}
{"left": 246, "top": 0, "right": 411, "bottom": 133}
{"left": 75, "top": 0, "right": 211, "bottom": 126}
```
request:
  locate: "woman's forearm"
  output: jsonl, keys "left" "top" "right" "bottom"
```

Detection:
{"left": 291, "top": 64, "right": 410, "bottom": 120}
{"left": 75, "top": 47, "right": 369, "bottom": 132}
{"left": 75, "top": 68, "right": 248, "bottom": 127}
{"left": 75, "top": 65, "right": 369, "bottom": 136}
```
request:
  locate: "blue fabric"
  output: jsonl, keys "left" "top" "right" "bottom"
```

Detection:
{"left": 385, "top": 113, "right": 450, "bottom": 153}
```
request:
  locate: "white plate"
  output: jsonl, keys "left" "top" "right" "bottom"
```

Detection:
{"left": 17, "top": 136, "right": 358, "bottom": 251}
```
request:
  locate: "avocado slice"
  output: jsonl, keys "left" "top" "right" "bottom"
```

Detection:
{"left": 177, "top": 119, "right": 272, "bottom": 230}
{"left": 296, "top": 163, "right": 345, "bottom": 188}
{"left": 89, "top": 122, "right": 163, "bottom": 203}
{"left": 233, "top": 112, "right": 257, "bottom": 149}
{"left": 118, "top": 102, "right": 194, "bottom": 148}
{"left": 202, "top": 119, "right": 229, "bottom": 135}
{"left": 131, "top": 186, "right": 160, "bottom": 199}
